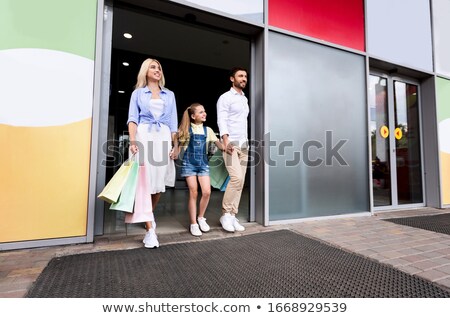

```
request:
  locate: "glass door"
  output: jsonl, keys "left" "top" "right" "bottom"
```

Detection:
{"left": 369, "top": 74, "right": 424, "bottom": 208}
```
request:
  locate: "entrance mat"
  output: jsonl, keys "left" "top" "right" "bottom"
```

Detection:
{"left": 26, "top": 230, "right": 450, "bottom": 298}
{"left": 383, "top": 213, "right": 450, "bottom": 236}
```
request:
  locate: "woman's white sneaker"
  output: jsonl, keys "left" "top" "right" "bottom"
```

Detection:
{"left": 143, "top": 229, "right": 159, "bottom": 248}
{"left": 197, "top": 217, "right": 210, "bottom": 232}
{"left": 190, "top": 224, "right": 203, "bottom": 236}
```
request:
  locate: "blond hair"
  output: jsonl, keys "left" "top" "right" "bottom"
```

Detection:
{"left": 134, "top": 58, "right": 165, "bottom": 89}
{"left": 178, "top": 103, "right": 203, "bottom": 145}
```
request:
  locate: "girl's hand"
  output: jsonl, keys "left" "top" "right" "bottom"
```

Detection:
{"left": 215, "top": 140, "right": 226, "bottom": 152}
{"left": 130, "top": 144, "right": 139, "bottom": 154}
{"left": 224, "top": 140, "right": 234, "bottom": 155}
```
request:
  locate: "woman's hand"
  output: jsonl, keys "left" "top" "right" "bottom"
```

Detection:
{"left": 130, "top": 144, "right": 139, "bottom": 155}
{"left": 170, "top": 147, "right": 179, "bottom": 160}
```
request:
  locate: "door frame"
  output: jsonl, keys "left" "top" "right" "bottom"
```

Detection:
{"left": 370, "top": 69, "right": 426, "bottom": 211}
{"left": 94, "top": 2, "right": 264, "bottom": 234}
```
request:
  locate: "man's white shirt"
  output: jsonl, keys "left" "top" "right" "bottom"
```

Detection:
{"left": 217, "top": 87, "right": 249, "bottom": 147}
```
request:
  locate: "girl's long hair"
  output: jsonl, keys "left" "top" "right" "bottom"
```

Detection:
{"left": 134, "top": 58, "right": 165, "bottom": 89}
{"left": 178, "top": 103, "right": 202, "bottom": 145}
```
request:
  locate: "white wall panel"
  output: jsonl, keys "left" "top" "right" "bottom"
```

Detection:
{"left": 367, "top": 0, "right": 433, "bottom": 72}
{"left": 433, "top": 0, "right": 450, "bottom": 77}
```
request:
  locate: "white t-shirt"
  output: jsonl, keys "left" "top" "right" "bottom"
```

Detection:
{"left": 149, "top": 98, "right": 164, "bottom": 120}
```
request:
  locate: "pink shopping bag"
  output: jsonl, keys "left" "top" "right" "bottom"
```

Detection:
{"left": 125, "top": 165, "right": 154, "bottom": 223}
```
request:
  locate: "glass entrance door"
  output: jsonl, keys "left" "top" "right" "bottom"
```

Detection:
{"left": 369, "top": 74, "right": 424, "bottom": 208}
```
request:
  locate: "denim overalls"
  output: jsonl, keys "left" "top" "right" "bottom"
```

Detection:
{"left": 180, "top": 126, "right": 210, "bottom": 177}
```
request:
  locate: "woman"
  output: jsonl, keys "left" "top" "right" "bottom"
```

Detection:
{"left": 126, "top": 58, "right": 178, "bottom": 248}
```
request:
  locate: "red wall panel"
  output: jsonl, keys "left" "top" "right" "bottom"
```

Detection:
{"left": 268, "top": 0, "right": 365, "bottom": 51}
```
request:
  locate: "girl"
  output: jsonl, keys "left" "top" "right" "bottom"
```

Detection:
{"left": 178, "top": 103, "right": 224, "bottom": 236}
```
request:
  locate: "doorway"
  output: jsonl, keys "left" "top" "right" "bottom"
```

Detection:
{"left": 100, "top": 4, "right": 254, "bottom": 235}
{"left": 369, "top": 73, "right": 425, "bottom": 209}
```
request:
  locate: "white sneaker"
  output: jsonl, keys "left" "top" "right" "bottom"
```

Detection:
{"left": 143, "top": 229, "right": 159, "bottom": 248}
{"left": 190, "top": 224, "right": 202, "bottom": 236}
{"left": 232, "top": 216, "right": 245, "bottom": 232}
{"left": 143, "top": 222, "right": 156, "bottom": 241}
{"left": 220, "top": 213, "right": 235, "bottom": 232}
{"left": 197, "top": 217, "right": 210, "bottom": 232}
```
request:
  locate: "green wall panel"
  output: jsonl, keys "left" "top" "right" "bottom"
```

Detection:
{"left": 437, "top": 77, "right": 450, "bottom": 122}
{"left": 0, "top": 0, "right": 97, "bottom": 60}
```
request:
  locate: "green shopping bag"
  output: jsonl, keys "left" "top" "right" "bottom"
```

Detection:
{"left": 97, "top": 158, "right": 134, "bottom": 204}
{"left": 209, "top": 150, "right": 229, "bottom": 190}
{"left": 110, "top": 161, "right": 139, "bottom": 213}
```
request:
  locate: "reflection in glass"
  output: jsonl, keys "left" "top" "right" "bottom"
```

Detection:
{"left": 394, "top": 81, "right": 423, "bottom": 204}
{"left": 176, "top": 0, "right": 263, "bottom": 23}
{"left": 369, "top": 75, "right": 391, "bottom": 206}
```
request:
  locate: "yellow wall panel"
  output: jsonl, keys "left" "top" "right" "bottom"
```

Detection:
{"left": 0, "top": 119, "right": 92, "bottom": 243}
{"left": 441, "top": 152, "right": 450, "bottom": 205}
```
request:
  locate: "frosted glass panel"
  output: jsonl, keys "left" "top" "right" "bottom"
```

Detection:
{"left": 267, "top": 32, "right": 369, "bottom": 221}
{"left": 173, "top": 0, "right": 263, "bottom": 23}
{"left": 366, "top": 0, "right": 433, "bottom": 72}
{"left": 433, "top": 0, "right": 450, "bottom": 77}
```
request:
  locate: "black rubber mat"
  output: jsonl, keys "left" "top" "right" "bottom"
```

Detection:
{"left": 383, "top": 213, "right": 450, "bottom": 236}
{"left": 26, "top": 230, "right": 450, "bottom": 298}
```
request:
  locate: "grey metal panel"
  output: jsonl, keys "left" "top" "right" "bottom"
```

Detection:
{"left": 93, "top": 4, "right": 114, "bottom": 236}
{"left": 366, "top": 0, "right": 433, "bottom": 72}
{"left": 419, "top": 77, "right": 441, "bottom": 207}
{"left": 0, "top": 236, "right": 87, "bottom": 252}
{"left": 251, "top": 29, "right": 265, "bottom": 225}
{"left": 432, "top": 0, "right": 450, "bottom": 77}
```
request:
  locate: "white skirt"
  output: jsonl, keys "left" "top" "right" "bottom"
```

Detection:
{"left": 135, "top": 123, "right": 175, "bottom": 194}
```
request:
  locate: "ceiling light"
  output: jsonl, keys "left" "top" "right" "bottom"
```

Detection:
{"left": 123, "top": 33, "right": 132, "bottom": 39}
{"left": 122, "top": 62, "right": 129, "bottom": 66}
{"left": 118, "top": 90, "right": 125, "bottom": 94}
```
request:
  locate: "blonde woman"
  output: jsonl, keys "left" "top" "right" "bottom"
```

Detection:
{"left": 127, "top": 58, "right": 178, "bottom": 248}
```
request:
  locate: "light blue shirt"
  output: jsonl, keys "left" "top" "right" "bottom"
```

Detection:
{"left": 127, "top": 86, "right": 178, "bottom": 133}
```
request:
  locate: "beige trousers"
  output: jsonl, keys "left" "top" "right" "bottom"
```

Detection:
{"left": 222, "top": 147, "right": 248, "bottom": 215}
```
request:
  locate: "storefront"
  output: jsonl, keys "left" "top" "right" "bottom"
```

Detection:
{"left": 1, "top": 0, "right": 449, "bottom": 250}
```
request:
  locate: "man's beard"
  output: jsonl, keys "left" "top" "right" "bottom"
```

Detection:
{"left": 234, "top": 81, "right": 246, "bottom": 90}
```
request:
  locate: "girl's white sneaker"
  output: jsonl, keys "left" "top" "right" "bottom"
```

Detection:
{"left": 190, "top": 224, "right": 203, "bottom": 236}
{"left": 197, "top": 217, "right": 210, "bottom": 232}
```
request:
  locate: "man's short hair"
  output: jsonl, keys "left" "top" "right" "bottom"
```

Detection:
{"left": 230, "top": 67, "right": 248, "bottom": 78}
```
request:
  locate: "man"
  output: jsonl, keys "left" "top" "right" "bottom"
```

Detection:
{"left": 217, "top": 67, "right": 249, "bottom": 232}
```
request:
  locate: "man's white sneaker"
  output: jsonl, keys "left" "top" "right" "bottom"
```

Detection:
{"left": 143, "top": 229, "right": 159, "bottom": 248}
{"left": 232, "top": 216, "right": 245, "bottom": 231}
{"left": 190, "top": 224, "right": 203, "bottom": 236}
{"left": 220, "top": 213, "right": 235, "bottom": 232}
{"left": 197, "top": 217, "right": 210, "bottom": 232}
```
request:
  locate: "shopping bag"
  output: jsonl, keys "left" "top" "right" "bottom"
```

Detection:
{"left": 209, "top": 150, "right": 229, "bottom": 190}
{"left": 110, "top": 160, "right": 139, "bottom": 212}
{"left": 220, "top": 175, "right": 230, "bottom": 192}
{"left": 125, "top": 165, "right": 154, "bottom": 223}
{"left": 97, "top": 159, "right": 134, "bottom": 203}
